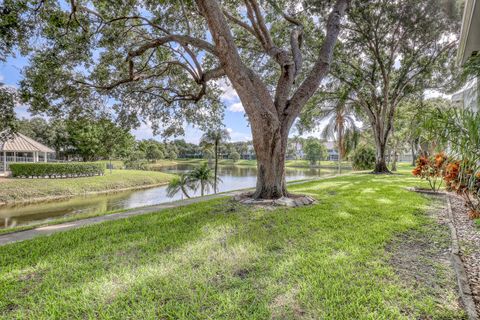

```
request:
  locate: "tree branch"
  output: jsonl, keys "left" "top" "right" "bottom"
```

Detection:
{"left": 286, "top": 0, "right": 350, "bottom": 125}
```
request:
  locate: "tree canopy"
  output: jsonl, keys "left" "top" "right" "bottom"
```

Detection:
{"left": 3, "top": 0, "right": 350, "bottom": 199}
{"left": 328, "top": 0, "right": 461, "bottom": 172}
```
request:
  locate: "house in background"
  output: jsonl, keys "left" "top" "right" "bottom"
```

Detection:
{"left": 0, "top": 131, "right": 55, "bottom": 174}
{"left": 324, "top": 141, "right": 339, "bottom": 161}
{"left": 453, "top": 0, "right": 479, "bottom": 112}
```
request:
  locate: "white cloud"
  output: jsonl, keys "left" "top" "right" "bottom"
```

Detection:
{"left": 131, "top": 122, "right": 155, "bottom": 140}
{"left": 424, "top": 89, "right": 451, "bottom": 99}
{"left": 131, "top": 122, "right": 206, "bottom": 144}
{"left": 226, "top": 127, "right": 251, "bottom": 142}
{"left": 228, "top": 102, "right": 245, "bottom": 113}
{"left": 0, "top": 74, "right": 4, "bottom": 82}
{"left": 216, "top": 78, "right": 239, "bottom": 102}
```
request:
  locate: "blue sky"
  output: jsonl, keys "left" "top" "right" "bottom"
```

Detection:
{"left": 0, "top": 55, "right": 262, "bottom": 144}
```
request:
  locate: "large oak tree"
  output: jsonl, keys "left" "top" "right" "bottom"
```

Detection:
{"left": 8, "top": 0, "right": 349, "bottom": 199}
{"left": 330, "top": 0, "right": 460, "bottom": 173}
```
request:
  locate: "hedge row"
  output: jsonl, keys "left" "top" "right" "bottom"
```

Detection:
{"left": 10, "top": 162, "right": 105, "bottom": 178}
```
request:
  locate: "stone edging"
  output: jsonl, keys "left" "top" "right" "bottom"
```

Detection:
{"left": 445, "top": 196, "right": 479, "bottom": 320}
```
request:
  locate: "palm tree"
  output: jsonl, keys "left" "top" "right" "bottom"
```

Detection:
{"left": 188, "top": 163, "right": 221, "bottom": 196}
{"left": 166, "top": 174, "right": 196, "bottom": 199}
{"left": 320, "top": 99, "right": 359, "bottom": 173}
{"left": 200, "top": 128, "right": 230, "bottom": 193}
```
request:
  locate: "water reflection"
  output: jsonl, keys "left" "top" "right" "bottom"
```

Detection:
{"left": 0, "top": 164, "right": 345, "bottom": 228}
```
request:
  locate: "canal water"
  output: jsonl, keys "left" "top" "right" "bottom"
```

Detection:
{"left": 0, "top": 164, "right": 345, "bottom": 229}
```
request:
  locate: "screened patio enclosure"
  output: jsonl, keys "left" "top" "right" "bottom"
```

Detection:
{"left": 0, "top": 131, "right": 55, "bottom": 173}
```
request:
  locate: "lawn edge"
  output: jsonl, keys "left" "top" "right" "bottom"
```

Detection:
{"left": 446, "top": 195, "right": 479, "bottom": 320}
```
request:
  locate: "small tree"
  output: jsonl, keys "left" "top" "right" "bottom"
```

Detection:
{"left": 351, "top": 145, "right": 376, "bottom": 170}
{"left": 97, "top": 118, "right": 135, "bottom": 173}
{"left": 66, "top": 118, "right": 102, "bottom": 161}
{"left": 146, "top": 144, "right": 163, "bottom": 162}
{"left": 299, "top": 87, "right": 358, "bottom": 172}
{"left": 166, "top": 174, "right": 196, "bottom": 199}
{"left": 230, "top": 151, "right": 240, "bottom": 163}
{"left": 189, "top": 163, "right": 220, "bottom": 196}
{"left": 167, "top": 150, "right": 177, "bottom": 160}
{"left": 303, "top": 138, "right": 327, "bottom": 166}
{"left": 201, "top": 129, "right": 230, "bottom": 193}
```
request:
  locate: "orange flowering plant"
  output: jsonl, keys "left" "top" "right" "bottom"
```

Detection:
{"left": 420, "top": 108, "right": 480, "bottom": 219}
{"left": 411, "top": 152, "right": 447, "bottom": 192}
{"left": 441, "top": 159, "right": 480, "bottom": 219}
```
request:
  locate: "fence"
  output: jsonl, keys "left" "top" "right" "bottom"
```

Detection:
{"left": 0, "top": 156, "right": 66, "bottom": 172}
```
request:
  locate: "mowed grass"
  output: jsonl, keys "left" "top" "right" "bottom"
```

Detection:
{"left": 0, "top": 173, "right": 464, "bottom": 319}
{"left": 0, "top": 170, "right": 175, "bottom": 204}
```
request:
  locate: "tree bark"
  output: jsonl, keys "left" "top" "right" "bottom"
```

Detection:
{"left": 337, "top": 120, "right": 344, "bottom": 174}
{"left": 391, "top": 151, "right": 398, "bottom": 171}
{"left": 214, "top": 139, "right": 218, "bottom": 193}
{"left": 411, "top": 141, "right": 416, "bottom": 166}
{"left": 374, "top": 139, "right": 390, "bottom": 173}
{"left": 252, "top": 125, "right": 288, "bottom": 199}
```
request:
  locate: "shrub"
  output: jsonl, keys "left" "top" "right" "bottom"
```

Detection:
{"left": 442, "top": 160, "right": 480, "bottom": 219}
{"left": 10, "top": 162, "right": 105, "bottom": 178}
{"left": 411, "top": 152, "right": 447, "bottom": 192}
{"left": 351, "top": 145, "right": 375, "bottom": 170}
{"left": 124, "top": 160, "right": 149, "bottom": 171}
{"left": 230, "top": 151, "right": 240, "bottom": 162}
{"left": 422, "top": 108, "right": 480, "bottom": 218}
{"left": 167, "top": 150, "right": 177, "bottom": 160}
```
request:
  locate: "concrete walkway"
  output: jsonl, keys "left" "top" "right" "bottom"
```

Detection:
{"left": 0, "top": 191, "right": 241, "bottom": 246}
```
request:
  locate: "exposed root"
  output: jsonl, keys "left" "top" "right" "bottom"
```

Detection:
{"left": 233, "top": 192, "right": 315, "bottom": 207}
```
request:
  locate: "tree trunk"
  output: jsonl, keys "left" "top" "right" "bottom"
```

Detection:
{"left": 373, "top": 137, "right": 390, "bottom": 173}
{"left": 391, "top": 151, "right": 398, "bottom": 172}
{"left": 251, "top": 125, "right": 288, "bottom": 199}
{"left": 181, "top": 186, "right": 190, "bottom": 198}
{"left": 371, "top": 113, "right": 392, "bottom": 174}
{"left": 214, "top": 140, "right": 218, "bottom": 193}
{"left": 337, "top": 125, "right": 343, "bottom": 174}
{"left": 411, "top": 142, "right": 416, "bottom": 166}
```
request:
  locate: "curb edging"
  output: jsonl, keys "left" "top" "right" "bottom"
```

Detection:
{"left": 445, "top": 196, "right": 479, "bottom": 320}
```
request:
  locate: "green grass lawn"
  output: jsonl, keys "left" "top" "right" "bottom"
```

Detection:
{"left": 0, "top": 170, "right": 175, "bottom": 204}
{"left": 0, "top": 173, "right": 464, "bottom": 319}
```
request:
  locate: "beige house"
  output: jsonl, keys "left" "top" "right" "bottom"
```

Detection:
{"left": 453, "top": 0, "right": 480, "bottom": 112}
{"left": 0, "top": 131, "right": 55, "bottom": 173}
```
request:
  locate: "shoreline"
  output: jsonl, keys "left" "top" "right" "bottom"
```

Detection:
{"left": 149, "top": 159, "right": 353, "bottom": 170}
{"left": 0, "top": 181, "right": 170, "bottom": 207}
{"left": 0, "top": 176, "right": 336, "bottom": 236}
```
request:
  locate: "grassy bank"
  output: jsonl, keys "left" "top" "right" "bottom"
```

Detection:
{"left": 0, "top": 173, "right": 464, "bottom": 319}
{"left": 0, "top": 170, "right": 175, "bottom": 205}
